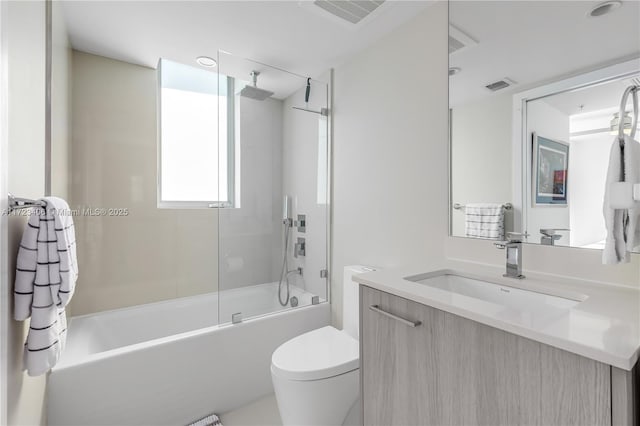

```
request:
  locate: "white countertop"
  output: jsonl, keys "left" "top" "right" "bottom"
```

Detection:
{"left": 354, "top": 262, "right": 640, "bottom": 371}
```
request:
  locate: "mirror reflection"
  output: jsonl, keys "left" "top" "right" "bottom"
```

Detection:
{"left": 449, "top": 0, "right": 640, "bottom": 251}
{"left": 523, "top": 77, "right": 640, "bottom": 249}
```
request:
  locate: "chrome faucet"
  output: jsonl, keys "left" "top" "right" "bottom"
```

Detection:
{"left": 494, "top": 233, "right": 525, "bottom": 279}
{"left": 540, "top": 228, "right": 569, "bottom": 246}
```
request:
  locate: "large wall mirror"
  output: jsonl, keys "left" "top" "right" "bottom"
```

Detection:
{"left": 449, "top": 0, "right": 640, "bottom": 251}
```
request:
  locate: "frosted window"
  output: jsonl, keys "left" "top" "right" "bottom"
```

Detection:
{"left": 158, "top": 59, "right": 233, "bottom": 207}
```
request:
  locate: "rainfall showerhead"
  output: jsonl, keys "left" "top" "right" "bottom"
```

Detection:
{"left": 240, "top": 71, "right": 274, "bottom": 101}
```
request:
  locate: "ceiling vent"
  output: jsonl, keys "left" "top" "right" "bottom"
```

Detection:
{"left": 448, "top": 36, "right": 465, "bottom": 54}
{"left": 485, "top": 78, "right": 517, "bottom": 92}
{"left": 449, "top": 24, "right": 477, "bottom": 54}
{"left": 313, "top": 0, "right": 385, "bottom": 25}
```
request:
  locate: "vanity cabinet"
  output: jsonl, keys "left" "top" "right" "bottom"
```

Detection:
{"left": 360, "top": 285, "right": 639, "bottom": 426}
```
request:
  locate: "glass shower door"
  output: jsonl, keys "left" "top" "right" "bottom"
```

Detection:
{"left": 217, "top": 51, "right": 330, "bottom": 324}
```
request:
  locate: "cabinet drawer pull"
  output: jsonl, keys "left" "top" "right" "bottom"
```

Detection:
{"left": 369, "top": 305, "right": 422, "bottom": 327}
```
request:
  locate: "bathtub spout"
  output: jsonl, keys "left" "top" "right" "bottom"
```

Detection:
{"left": 287, "top": 267, "right": 303, "bottom": 277}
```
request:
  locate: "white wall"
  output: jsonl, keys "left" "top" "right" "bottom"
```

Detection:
{"left": 282, "top": 76, "right": 330, "bottom": 300}
{"left": 0, "top": 4, "right": 6, "bottom": 423}
{"left": 569, "top": 133, "right": 610, "bottom": 247}
{"left": 525, "top": 99, "right": 570, "bottom": 245}
{"left": 6, "top": 1, "right": 48, "bottom": 425}
{"left": 451, "top": 93, "right": 513, "bottom": 237}
{"left": 332, "top": 1, "right": 449, "bottom": 327}
{"left": 51, "top": 1, "right": 71, "bottom": 200}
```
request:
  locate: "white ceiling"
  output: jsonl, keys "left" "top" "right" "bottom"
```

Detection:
{"left": 449, "top": 1, "right": 640, "bottom": 107}
{"left": 60, "top": 0, "right": 433, "bottom": 98}
{"left": 541, "top": 74, "right": 640, "bottom": 116}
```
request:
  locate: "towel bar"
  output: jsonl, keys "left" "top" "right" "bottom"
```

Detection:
{"left": 453, "top": 202, "right": 512, "bottom": 210}
{"left": 8, "top": 193, "right": 46, "bottom": 212}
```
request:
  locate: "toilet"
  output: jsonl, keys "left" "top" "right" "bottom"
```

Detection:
{"left": 271, "top": 265, "right": 375, "bottom": 426}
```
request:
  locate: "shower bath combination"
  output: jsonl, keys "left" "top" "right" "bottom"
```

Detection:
{"left": 235, "top": 65, "right": 328, "bottom": 309}
{"left": 41, "top": 40, "right": 331, "bottom": 424}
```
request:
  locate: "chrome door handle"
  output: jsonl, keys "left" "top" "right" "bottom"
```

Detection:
{"left": 369, "top": 305, "right": 421, "bottom": 327}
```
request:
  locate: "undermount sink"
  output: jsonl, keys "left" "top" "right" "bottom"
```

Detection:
{"left": 404, "top": 272, "right": 587, "bottom": 322}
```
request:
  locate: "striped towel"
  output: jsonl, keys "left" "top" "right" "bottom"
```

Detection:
{"left": 14, "top": 197, "right": 78, "bottom": 376}
{"left": 187, "top": 413, "right": 222, "bottom": 426}
{"left": 464, "top": 203, "right": 505, "bottom": 240}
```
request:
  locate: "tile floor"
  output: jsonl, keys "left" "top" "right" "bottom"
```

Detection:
{"left": 220, "top": 394, "right": 282, "bottom": 426}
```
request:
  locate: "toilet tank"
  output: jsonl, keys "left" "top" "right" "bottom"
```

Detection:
{"left": 342, "top": 265, "right": 377, "bottom": 339}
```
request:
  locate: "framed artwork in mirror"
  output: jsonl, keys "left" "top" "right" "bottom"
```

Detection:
{"left": 533, "top": 133, "right": 569, "bottom": 206}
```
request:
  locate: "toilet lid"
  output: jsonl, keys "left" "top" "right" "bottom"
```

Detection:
{"left": 271, "top": 326, "right": 359, "bottom": 381}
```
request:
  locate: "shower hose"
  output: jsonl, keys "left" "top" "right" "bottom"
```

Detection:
{"left": 278, "top": 221, "right": 296, "bottom": 307}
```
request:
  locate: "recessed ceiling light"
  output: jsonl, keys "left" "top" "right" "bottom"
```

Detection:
{"left": 196, "top": 56, "right": 217, "bottom": 68}
{"left": 449, "top": 67, "right": 461, "bottom": 76}
{"left": 588, "top": 1, "right": 622, "bottom": 17}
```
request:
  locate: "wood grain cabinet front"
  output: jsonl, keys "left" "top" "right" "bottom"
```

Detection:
{"left": 359, "top": 285, "right": 639, "bottom": 426}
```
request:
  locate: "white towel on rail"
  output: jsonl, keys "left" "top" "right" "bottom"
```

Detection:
{"left": 464, "top": 203, "right": 505, "bottom": 240}
{"left": 14, "top": 197, "right": 78, "bottom": 376}
{"left": 603, "top": 135, "right": 640, "bottom": 264}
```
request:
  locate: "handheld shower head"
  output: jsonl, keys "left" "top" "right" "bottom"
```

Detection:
{"left": 240, "top": 70, "right": 274, "bottom": 101}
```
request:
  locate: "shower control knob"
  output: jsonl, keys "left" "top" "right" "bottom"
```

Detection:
{"left": 294, "top": 238, "right": 306, "bottom": 258}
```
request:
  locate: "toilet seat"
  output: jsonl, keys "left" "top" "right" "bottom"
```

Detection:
{"left": 271, "top": 326, "right": 359, "bottom": 381}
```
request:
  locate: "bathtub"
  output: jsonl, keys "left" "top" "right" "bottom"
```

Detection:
{"left": 47, "top": 282, "right": 330, "bottom": 425}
